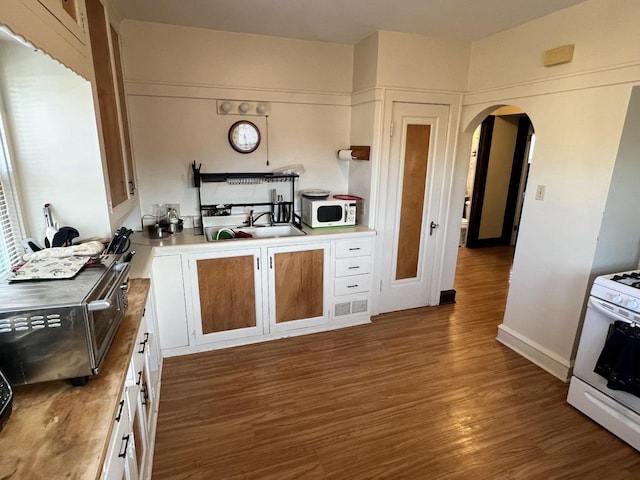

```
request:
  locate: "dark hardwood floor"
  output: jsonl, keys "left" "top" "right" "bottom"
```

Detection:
{"left": 152, "top": 246, "right": 640, "bottom": 479}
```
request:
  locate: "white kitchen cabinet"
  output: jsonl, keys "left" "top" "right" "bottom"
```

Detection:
{"left": 151, "top": 255, "right": 189, "bottom": 350}
{"left": 186, "top": 247, "right": 265, "bottom": 345}
{"left": 332, "top": 237, "right": 374, "bottom": 320}
{"left": 144, "top": 232, "right": 375, "bottom": 355}
{"left": 102, "top": 305, "right": 162, "bottom": 480}
{"left": 267, "top": 243, "right": 330, "bottom": 333}
{"left": 101, "top": 387, "right": 133, "bottom": 480}
{"left": 37, "top": 0, "right": 88, "bottom": 43}
{"left": 184, "top": 242, "right": 330, "bottom": 345}
{"left": 115, "top": 301, "right": 162, "bottom": 480}
{"left": 0, "top": 0, "right": 93, "bottom": 78}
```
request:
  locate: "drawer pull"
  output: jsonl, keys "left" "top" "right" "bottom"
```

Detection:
{"left": 348, "top": 266, "right": 360, "bottom": 270}
{"left": 347, "top": 284, "right": 359, "bottom": 288}
{"left": 141, "top": 382, "right": 149, "bottom": 405}
{"left": 118, "top": 434, "right": 130, "bottom": 458}
{"left": 115, "top": 399, "right": 125, "bottom": 422}
{"left": 348, "top": 247, "right": 361, "bottom": 251}
{"left": 138, "top": 332, "right": 149, "bottom": 354}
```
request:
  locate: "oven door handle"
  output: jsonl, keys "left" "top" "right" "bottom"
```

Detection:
{"left": 88, "top": 299, "right": 112, "bottom": 311}
{"left": 87, "top": 262, "right": 131, "bottom": 312}
{"left": 588, "top": 297, "right": 634, "bottom": 324}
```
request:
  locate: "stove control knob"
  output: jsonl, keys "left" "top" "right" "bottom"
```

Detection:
{"left": 612, "top": 294, "right": 623, "bottom": 304}
{"left": 628, "top": 299, "right": 639, "bottom": 310}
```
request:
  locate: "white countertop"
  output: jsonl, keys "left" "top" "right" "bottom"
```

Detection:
{"left": 128, "top": 225, "right": 375, "bottom": 278}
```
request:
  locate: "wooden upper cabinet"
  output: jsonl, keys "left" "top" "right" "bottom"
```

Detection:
{"left": 110, "top": 25, "right": 135, "bottom": 196}
{"left": 85, "top": 0, "right": 135, "bottom": 209}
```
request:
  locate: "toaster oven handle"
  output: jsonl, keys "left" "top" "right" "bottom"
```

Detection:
{"left": 87, "top": 262, "right": 131, "bottom": 312}
{"left": 87, "top": 299, "right": 112, "bottom": 311}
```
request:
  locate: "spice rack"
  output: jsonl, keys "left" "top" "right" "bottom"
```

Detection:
{"left": 191, "top": 161, "right": 299, "bottom": 233}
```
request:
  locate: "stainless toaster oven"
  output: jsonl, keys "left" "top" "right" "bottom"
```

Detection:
{"left": 0, "top": 254, "right": 130, "bottom": 385}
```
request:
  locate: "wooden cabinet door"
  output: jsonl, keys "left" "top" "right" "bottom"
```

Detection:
{"left": 187, "top": 249, "right": 264, "bottom": 344}
{"left": 267, "top": 243, "right": 330, "bottom": 333}
{"left": 86, "top": 0, "right": 127, "bottom": 207}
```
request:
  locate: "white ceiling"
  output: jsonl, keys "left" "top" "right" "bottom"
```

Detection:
{"left": 106, "top": 0, "right": 589, "bottom": 45}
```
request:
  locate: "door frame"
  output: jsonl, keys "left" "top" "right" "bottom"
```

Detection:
{"left": 371, "top": 90, "right": 462, "bottom": 314}
{"left": 466, "top": 114, "right": 531, "bottom": 248}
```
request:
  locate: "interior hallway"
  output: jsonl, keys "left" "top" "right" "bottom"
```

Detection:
{"left": 152, "top": 246, "right": 640, "bottom": 479}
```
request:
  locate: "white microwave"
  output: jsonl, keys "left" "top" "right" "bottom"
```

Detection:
{"left": 301, "top": 198, "right": 357, "bottom": 228}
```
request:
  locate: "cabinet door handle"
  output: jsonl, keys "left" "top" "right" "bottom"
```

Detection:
{"left": 118, "top": 434, "right": 130, "bottom": 458}
{"left": 256, "top": 257, "right": 260, "bottom": 270}
{"left": 138, "top": 332, "right": 149, "bottom": 354}
{"left": 270, "top": 257, "right": 273, "bottom": 269}
{"left": 136, "top": 371, "right": 142, "bottom": 386}
{"left": 141, "top": 382, "right": 149, "bottom": 405}
{"left": 115, "top": 399, "right": 125, "bottom": 422}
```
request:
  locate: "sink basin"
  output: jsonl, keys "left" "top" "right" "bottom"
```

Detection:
{"left": 205, "top": 224, "right": 306, "bottom": 242}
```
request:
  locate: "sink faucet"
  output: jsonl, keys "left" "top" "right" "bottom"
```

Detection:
{"left": 247, "top": 210, "right": 273, "bottom": 227}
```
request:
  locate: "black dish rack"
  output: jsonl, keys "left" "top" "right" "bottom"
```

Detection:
{"left": 191, "top": 161, "right": 299, "bottom": 233}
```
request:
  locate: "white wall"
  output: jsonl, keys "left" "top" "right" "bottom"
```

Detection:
{"left": 377, "top": 31, "right": 470, "bottom": 92}
{"left": 590, "top": 86, "right": 640, "bottom": 277}
{"left": 0, "top": 40, "right": 111, "bottom": 241}
{"left": 348, "top": 98, "right": 381, "bottom": 226}
{"left": 469, "top": 0, "right": 640, "bottom": 93}
{"left": 352, "top": 33, "right": 379, "bottom": 93}
{"left": 122, "top": 21, "right": 353, "bottom": 94}
{"left": 457, "top": 0, "right": 640, "bottom": 379}
{"left": 120, "top": 21, "right": 354, "bottom": 222}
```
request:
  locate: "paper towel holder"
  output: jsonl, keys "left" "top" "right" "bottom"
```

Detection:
{"left": 337, "top": 145, "right": 370, "bottom": 161}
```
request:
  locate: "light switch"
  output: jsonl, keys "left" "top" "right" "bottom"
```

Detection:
{"left": 535, "top": 185, "right": 546, "bottom": 201}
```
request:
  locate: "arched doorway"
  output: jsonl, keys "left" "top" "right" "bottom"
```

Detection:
{"left": 460, "top": 106, "right": 535, "bottom": 250}
{"left": 454, "top": 105, "right": 536, "bottom": 308}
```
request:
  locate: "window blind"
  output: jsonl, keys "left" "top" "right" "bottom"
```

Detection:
{"left": 0, "top": 179, "right": 21, "bottom": 276}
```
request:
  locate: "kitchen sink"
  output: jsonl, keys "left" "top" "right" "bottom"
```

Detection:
{"left": 204, "top": 224, "right": 306, "bottom": 242}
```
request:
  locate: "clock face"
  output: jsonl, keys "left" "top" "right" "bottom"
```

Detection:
{"left": 228, "top": 120, "right": 260, "bottom": 153}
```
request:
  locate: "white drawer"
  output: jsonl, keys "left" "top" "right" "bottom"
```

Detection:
{"left": 334, "top": 274, "right": 372, "bottom": 296}
{"left": 101, "top": 389, "right": 129, "bottom": 480}
{"left": 335, "top": 238, "right": 373, "bottom": 258}
{"left": 128, "top": 324, "right": 149, "bottom": 387}
{"left": 335, "top": 256, "right": 372, "bottom": 277}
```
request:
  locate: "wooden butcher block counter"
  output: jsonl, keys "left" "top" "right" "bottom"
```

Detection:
{"left": 0, "top": 279, "right": 150, "bottom": 480}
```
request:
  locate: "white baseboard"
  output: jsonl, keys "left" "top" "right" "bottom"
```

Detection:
{"left": 162, "top": 316, "right": 371, "bottom": 358}
{"left": 496, "top": 324, "right": 572, "bottom": 382}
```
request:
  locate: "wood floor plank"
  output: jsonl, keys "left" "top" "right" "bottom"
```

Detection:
{"left": 152, "top": 246, "right": 640, "bottom": 479}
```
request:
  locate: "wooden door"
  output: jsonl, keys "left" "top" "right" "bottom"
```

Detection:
{"left": 188, "top": 249, "right": 263, "bottom": 344}
{"left": 378, "top": 102, "right": 450, "bottom": 313}
{"left": 268, "top": 243, "right": 329, "bottom": 332}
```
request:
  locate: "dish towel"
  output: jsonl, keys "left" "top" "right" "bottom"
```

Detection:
{"left": 594, "top": 320, "right": 640, "bottom": 398}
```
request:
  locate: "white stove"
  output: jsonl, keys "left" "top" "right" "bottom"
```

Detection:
{"left": 568, "top": 270, "right": 640, "bottom": 451}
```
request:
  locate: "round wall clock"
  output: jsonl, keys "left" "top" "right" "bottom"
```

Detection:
{"left": 228, "top": 120, "right": 261, "bottom": 154}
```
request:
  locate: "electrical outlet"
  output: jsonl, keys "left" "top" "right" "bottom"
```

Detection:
{"left": 535, "top": 185, "right": 546, "bottom": 201}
